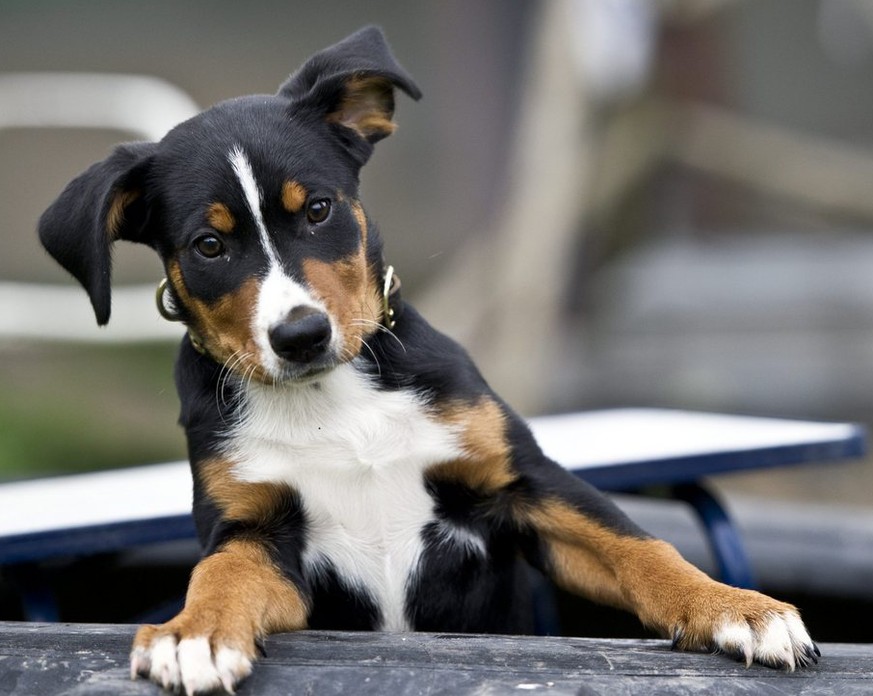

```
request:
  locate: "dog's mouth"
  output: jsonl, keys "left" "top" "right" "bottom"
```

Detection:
{"left": 218, "top": 348, "right": 341, "bottom": 389}
{"left": 271, "top": 354, "right": 341, "bottom": 385}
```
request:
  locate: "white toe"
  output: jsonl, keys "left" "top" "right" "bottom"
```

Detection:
{"left": 754, "top": 614, "right": 795, "bottom": 670}
{"left": 713, "top": 620, "right": 754, "bottom": 666}
{"left": 129, "top": 645, "right": 151, "bottom": 680}
{"left": 149, "top": 635, "right": 182, "bottom": 689}
{"left": 215, "top": 646, "right": 253, "bottom": 693}
{"left": 178, "top": 637, "right": 223, "bottom": 695}
{"left": 133, "top": 633, "right": 256, "bottom": 694}
{"left": 784, "top": 611, "right": 818, "bottom": 666}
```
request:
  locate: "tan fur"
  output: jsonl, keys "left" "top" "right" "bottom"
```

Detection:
{"left": 281, "top": 181, "right": 307, "bottom": 214}
{"left": 326, "top": 76, "right": 397, "bottom": 140}
{"left": 132, "top": 539, "right": 308, "bottom": 658}
{"left": 206, "top": 202, "right": 236, "bottom": 234}
{"left": 349, "top": 200, "right": 368, "bottom": 245}
{"left": 106, "top": 189, "right": 140, "bottom": 239}
{"left": 167, "top": 260, "right": 264, "bottom": 377}
{"left": 523, "top": 498, "right": 797, "bottom": 648}
{"left": 200, "top": 458, "right": 291, "bottom": 522}
{"left": 302, "top": 253, "right": 381, "bottom": 362}
{"left": 428, "top": 398, "right": 518, "bottom": 492}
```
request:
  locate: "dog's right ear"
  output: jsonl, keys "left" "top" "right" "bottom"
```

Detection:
{"left": 38, "top": 141, "right": 156, "bottom": 326}
{"left": 278, "top": 26, "right": 421, "bottom": 166}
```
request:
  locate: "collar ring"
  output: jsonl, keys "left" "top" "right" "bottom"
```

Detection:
{"left": 382, "top": 265, "right": 399, "bottom": 330}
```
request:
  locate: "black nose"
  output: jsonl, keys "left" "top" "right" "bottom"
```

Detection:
{"left": 269, "top": 307, "right": 332, "bottom": 363}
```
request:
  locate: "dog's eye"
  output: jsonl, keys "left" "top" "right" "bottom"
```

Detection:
{"left": 306, "top": 198, "right": 331, "bottom": 224}
{"left": 193, "top": 235, "right": 225, "bottom": 259}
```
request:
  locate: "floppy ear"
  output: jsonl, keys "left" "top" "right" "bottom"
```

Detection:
{"left": 279, "top": 26, "right": 422, "bottom": 164}
{"left": 38, "top": 141, "right": 156, "bottom": 325}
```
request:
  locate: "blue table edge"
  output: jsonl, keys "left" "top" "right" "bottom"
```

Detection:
{"left": 0, "top": 423, "right": 866, "bottom": 566}
{"left": 577, "top": 423, "right": 867, "bottom": 491}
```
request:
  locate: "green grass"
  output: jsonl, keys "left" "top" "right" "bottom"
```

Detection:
{"left": 0, "top": 342, "right": 186, "bottom": 480}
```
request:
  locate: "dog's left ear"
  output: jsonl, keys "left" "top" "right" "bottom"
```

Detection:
{"left": 38, "top": 141, "right": 156, "bottom": 325}
{"left": 279, "top": 26, "right": 422, "bottom": 164}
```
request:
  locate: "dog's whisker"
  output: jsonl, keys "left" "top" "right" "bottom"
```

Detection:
{"left": 351, "top": 318, "right": 406, "bottom": 353}
{"left": 216, "top": 351, "right": 240, "bottom": 409}
{"left": 244, "top": 362, "right": 258, "bottom": 398}
{"left": 219, "top": 352, "right": 248, "bottom": 401}
{"left": 216, "top": 351, "right": 255, "bottom": 425}
{"left": 228, "top": 361, "right": 254, "bottom": 424}
{"left": 359, "top": 337, "right": 382, "bottom": 378}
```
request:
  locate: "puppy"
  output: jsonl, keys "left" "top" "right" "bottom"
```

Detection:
{"left": 39, "top": 26, "right": 818, "bottom": 695}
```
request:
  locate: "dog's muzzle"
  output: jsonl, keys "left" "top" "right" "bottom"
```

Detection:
{"left": 268, "top": 306, "right": 332, "bottom": 364}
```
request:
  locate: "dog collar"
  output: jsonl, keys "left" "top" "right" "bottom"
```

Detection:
{"left": 156, "top": 264, "right": 402, "bottom": 353}
{"left": 155, "top": 278, "right": 206, "bottom": 355}
{"left": 381, "top": 264, "right": 402, "bottom": 330}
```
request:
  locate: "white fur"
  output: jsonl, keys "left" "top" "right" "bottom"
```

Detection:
{"left": 437, "top": 520, "right": 488, "bottom": 559}
{"left": 783, "top": 612, "right": 812, "bottom": 655}
{"left": 253, "top": 264, "right": 336, "bottom": 379}
{"left": 228, "top": 145, "right": 346, "bottom": 382}
{"left": 754, "top": 613, "right": 796, "bottom": 670}
{"left": 129, "top": 645, "right": 150, "bottom": 680}
{"left": 714, "top": 610, "right": 815, "bottom": 671}
{"left": 713, "top": 619, "right": 754, "bottom": 666}
{"left": 224, "top": 364, "right": 464, "bottom": 631}
{"left": 215, "top": 647, "right": 254, "bottom": 693}
{"left": 148, "top": 635, "right": 181, "bottom": 690}
{"left": 177, "top": 637, "right": 221, "bottom": 694}
{"left": 133, "top": 635, "right": 252, "bottom": 695}
{"left": 228, "top": 146, "right": 278, "bottom": 267}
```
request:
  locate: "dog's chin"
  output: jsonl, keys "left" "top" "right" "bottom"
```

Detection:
{"left": 225, "top": 349, "right": 348, "bottom": 388}
{"left": 268, "top": 356, "right": 342, "bottom": 387}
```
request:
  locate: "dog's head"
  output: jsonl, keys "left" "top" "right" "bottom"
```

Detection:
{"left": 39, "top": 26, "right": 420, "bottom": 383}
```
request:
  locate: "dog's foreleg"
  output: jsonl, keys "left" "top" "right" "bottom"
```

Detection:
{"left": 519, "top": 491, "right": 819, "bottom": 670}
{"left": 130, "top": 539, "right": 307, "bottom": 694}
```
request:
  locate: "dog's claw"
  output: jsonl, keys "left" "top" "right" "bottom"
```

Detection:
{"left": 670, "top": 627, "right": 683, "bottom": 651}
{"left": 803, "top": 643, "right": 820, "bottom": 665}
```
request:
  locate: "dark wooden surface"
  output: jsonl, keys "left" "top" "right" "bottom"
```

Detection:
{"left": 0, "top": 622, "right": 871, "bottom": 695}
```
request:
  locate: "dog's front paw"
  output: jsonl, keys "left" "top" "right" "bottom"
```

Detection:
{"left": 673, "top": 587, "right": 819, "bottom": 671}
{"left": 130, "top": 621, "right": 255, "bottom": 695}
{"left": 710, "top": 608, "right": 819, "bottom": 670}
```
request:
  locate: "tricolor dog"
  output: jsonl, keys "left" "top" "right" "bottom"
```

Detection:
{"left": 39, "top": 26, "right": 818, "bottom": 695}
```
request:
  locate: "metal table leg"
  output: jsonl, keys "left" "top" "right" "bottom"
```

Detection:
{"left": 672, "top": 482, "right": 757, "bottom": 589}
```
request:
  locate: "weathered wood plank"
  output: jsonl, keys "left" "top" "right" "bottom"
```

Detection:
{"left": 0, "top": 623, "right": 870, "bottom": 695}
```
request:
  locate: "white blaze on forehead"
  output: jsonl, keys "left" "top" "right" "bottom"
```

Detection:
{"left": 228, "top": 146, "right": 279, "bottom": 267}
{"left": 226, "top": 147, "right": 341, "bottom": 377}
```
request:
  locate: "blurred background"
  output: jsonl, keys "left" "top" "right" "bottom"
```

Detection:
{"left": 1, "top": 0, "right": 872, "bottom": 633}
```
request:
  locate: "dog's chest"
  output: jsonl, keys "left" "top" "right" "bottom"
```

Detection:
{"left": 225, "top": 366, "right": 464, "bottom": 630}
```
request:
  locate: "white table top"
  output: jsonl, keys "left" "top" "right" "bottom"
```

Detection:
{"left": 530, "top": 408, "right": 861, "bottom": 469}
{"left": 0, "top": 409, "right": 864, "bottom": 558}
{"left": 0, "top": 461, "right": 192, "bottom": 538}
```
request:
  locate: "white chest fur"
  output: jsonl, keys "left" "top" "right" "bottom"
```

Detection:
{"left": 223, "top": 364, "right": 464, "bottom": 631}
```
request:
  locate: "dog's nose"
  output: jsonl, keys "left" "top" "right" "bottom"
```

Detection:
{"left": 269, "top": 307, "right": 332, "bottom": 363}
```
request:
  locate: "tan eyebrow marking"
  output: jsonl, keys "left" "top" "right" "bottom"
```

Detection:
{"left": 207, "top": 202, "right": 236, "bottom": 233}
{"left": 282, "top": 180, "right": 307, "bottom": 214}
{"left": 349, "top": 200, "right": 368, "bottom": 245}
